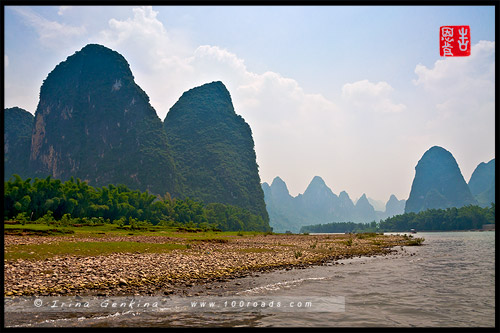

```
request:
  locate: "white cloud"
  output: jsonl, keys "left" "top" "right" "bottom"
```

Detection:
{"left": 95, "top": 6, "right": 340, "bottom": 130}
{"left": 103, "top": 6, "right": 167, "bottom": 45}
{"left": 11, "top": 6, "right": 86, "bottom": 48}
{"left": 182, "top": 44, "right": 342, "bottom": 152}
{"left": 188, "top": 45, "right": 338, "bottom": 119}
{"left": 411, "top": 40, "right": 495, "bottom": 180}
{"left": 57, "top": 6, "right": 71, "bottom": 16}
{"left": 413, "top": 40, "right": 495, "bottom": 110}
{"left": 341, "top": 79, "right": 406, "bottom": 113}
{"left": 97, "top": 6, "right": 191, "bottom": 67}
{"left": 95, "top": 6, "right": 195, "bottom": 115}
{"left": 412, "top": 40, "right": 495, "bottom": 132}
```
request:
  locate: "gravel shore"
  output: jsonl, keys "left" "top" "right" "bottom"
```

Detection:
{"left": 4, "top": 233, "right": 416, "bottom": 297}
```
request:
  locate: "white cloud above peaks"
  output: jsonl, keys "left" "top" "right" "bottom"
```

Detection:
{"left": 106, "top": 6, "right": 167, "bottom": 43}
{"left": 413, "top": 41, "right": 494, "bottom": 103}
{"left": 98, "top": 6, "right": 176, "bottom": 65}
{"left": 94, "top": 5, "right": 340, "bottom": 135}
{"left": 11, "top": 6, "right": 86, "bottom": 48}
{"left": 57, "top": 6, "right": 71, "bottom": 16}
{"left": 412, "top": 41, "right": 495, "bottom": 131}
{"left": 341, "top": 79, "right": 406, "bottom": 113}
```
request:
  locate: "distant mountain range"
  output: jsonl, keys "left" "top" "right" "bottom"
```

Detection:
{"left": 262, "top": 176, "right": 406, "bottom": 233}
{"left": 265, "top": 146, "right": 494, "bottom": 233}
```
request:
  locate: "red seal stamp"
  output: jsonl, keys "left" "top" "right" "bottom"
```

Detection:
{"left": 440, "top": 26, "right": 471, "bottom": 57}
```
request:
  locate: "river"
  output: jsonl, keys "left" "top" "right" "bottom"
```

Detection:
{"left": 4, "top": 231, "right": 495, "bottom": 327}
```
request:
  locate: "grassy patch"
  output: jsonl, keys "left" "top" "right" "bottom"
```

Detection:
{"left": 3, "top": 223, "right": 269, "bottom": 240}
{"left": 5, "top": 241, "right": 185, "bottom": 261}
{"left": 356, "top": 232, "right": 381, "bottom": 239}
{"left": 4, "top": 224, "right": 75, "bottom": 236}
{"left": 405, "top": 238, "right": 425, "bottom": 246}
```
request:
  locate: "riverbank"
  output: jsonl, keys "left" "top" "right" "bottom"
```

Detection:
{"left": 4, "top": 232, "right": 423, "bottom": 297}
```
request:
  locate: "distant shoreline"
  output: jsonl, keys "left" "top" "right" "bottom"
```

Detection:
{"left": 424, "top": 230, "right": 493, "bottom": 232}
{"left": 4, "top": 232, "right": 423, "bottom": 297}
{"left": 310, "top": 229, "right": 495, "bottom": 234}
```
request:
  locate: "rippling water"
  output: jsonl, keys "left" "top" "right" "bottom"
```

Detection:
{"left": 5, "top": 231, "right": 495, "bottom": 327}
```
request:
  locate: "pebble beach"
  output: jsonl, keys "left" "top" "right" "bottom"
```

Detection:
{"left": 4, "top": 233, "right": 418, "bottom": 297}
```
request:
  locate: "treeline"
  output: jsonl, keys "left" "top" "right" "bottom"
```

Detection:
{"left": 300, "top": 204, "right": 495, "bottom": 233}
{"left": 4, "top": 175, "right": 271, "bottom": 232}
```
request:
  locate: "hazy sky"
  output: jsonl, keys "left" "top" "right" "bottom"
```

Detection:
{"left": 4, "top": 5, "right": 495, "bottom": 202}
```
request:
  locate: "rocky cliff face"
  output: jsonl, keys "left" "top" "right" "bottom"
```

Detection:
{"left": 163, "top": 81, "right": 269, "bottom": 222}
{"left": 29, "top": 44, "right": 177, "bottom": 194}
{"left": 4, "top": 107, "right": 34, "bottom": 180}
{"left": 468, "top": 159, "right": 495, "bottom": 207}
{"left": 405, "top": 146, "right": 477, "bottom": 213}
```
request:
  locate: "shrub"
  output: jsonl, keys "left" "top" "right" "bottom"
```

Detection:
{"left": 15, "top": 212, "right": 29, "bottom": 225}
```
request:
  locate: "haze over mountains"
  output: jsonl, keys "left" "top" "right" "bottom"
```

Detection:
{"left": 3, "top": 44, "right": 269, "bottom": 227}
{"left": 265, "top": 146, "right": 494, "bottom": 233}
{"left": 262, "top": 176, "right": 406, "bottom": 233}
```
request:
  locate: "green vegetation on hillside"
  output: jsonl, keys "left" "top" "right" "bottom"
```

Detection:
{"left": 29, "top": 44, "right": 178, "bottom": 195}
{"left": 300, "top": 204, "right": 495, "bottom": 233}
{"left": 468, "top": 159, "right": 495, "bottom": 207}
{"left": 164, "top": 81, "right": 269, "bottom": 223}
{"left": 405, "top": 146, "right": 477, "bottom": 213}
{"left": 4, "top": 175, "right": 271, "bottom": 232}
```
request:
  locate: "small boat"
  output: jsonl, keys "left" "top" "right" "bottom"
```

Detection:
{"left": 410, "top": 229, "right": 417, "bottom": 234}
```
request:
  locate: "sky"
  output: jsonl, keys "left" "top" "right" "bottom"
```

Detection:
{"left": 3, "top": 5, "right": 496, "bottom": 203}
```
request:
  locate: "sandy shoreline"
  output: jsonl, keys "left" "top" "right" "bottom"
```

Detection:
{"left": 4, "top": 233, "right": 419, "bottom": 297}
